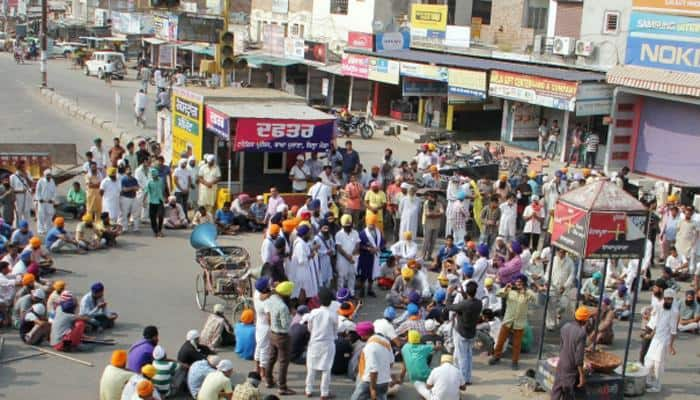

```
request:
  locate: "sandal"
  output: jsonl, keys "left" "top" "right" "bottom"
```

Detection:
{"left": 278, "top": 388, "right": 297, "bottom": 396}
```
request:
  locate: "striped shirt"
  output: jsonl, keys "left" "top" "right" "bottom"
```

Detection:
{"left": 585, "top": 133, "right": 600, "bottom": 152}
{"left": 152, "top": 359, "right": 177, "bottom": 395}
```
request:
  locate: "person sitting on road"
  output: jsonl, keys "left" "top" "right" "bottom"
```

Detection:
{"left": 121, "top": 364, "right": 162, "bottom": 400}
{"left": 19, "top": 302, "right": 50, "bottom": 345}
{"left": 24, "top": 236, "right": 55, "bottom": 274}
{"left": 200, "top": 304, "right": 235, "bottom": 348}
{"left": 62, "top": 181, "right": 86, "bottom": 219}
{"left": 192, "top": 206, "right": 213, "bottom": 226}
{"left": 163, "top": 195, "right": 189, "bottom": 229}
{"left": 249, "top": 195, "right": 268, "bottom": 232}
{"left": 99, "top": 350, "right": 134, "bottom": 400}
{"left": 187, "top": 355, "right": 220, "bottom": 399}
{"left": 50, "top": 298, "right": 91, "bottom": 352}
{"left": 11, "top": 220, "right": 33, "bottom": 247}
{"left": 234, "top": 309, "right": 257, "bottom": 360}
{"left": 177, "top": 329, "right": 216, "bottom": 369}
{"left": 128, "top": 326, "right": 160, "bottom": 373}
{"left": 198, "top": 359, "right": 235, "bottom": 400}
{"left": 214, "top": 201, "right": 239, "bottom": 235}
{"left": 95, "top": 212, "right": 122, "bottom": 247}
{"left": 151, "top": 345, "right": 178, "bottom": 397}
{"left": 45, "top": 217, "right": 84, "bottom": 254}
{"left": 79, "top": 281, "right": 118, "bottom": 332}
{"left": 76, "top": 213, "right": 103, "bottom": 250}
{"left": 581, "top": 271, "right": 603, "bottom": 306}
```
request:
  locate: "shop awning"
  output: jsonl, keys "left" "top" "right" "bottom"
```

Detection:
{"left": 316, "top": 63, "right": 343, "bottom": 76}
{"left": 179, "top": 43, "right": 215, "bottom": 57}
{"left": 242, "top": 54, "right": 301, "bottom": 68}
{"left": 208, "top": 101, "right": 335, "bottom": 120}
{"left": 345, "top": 48, "right": 604, "bottom": 82}
{"left": 143, "top": 37, "right": 167, "bottom": 45}
{"left": 606, "top": 65, "right": 700, "bottom": 98}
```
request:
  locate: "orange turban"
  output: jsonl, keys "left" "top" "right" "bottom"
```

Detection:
{"left": 407, "top": 259, "right": 418, "bottom": 269}
{"left": 54, "top": 217, "right": 65, "bottom": 227}
{"left": 366, "top": 214, "right": 378, "bottom": 226}
{"left": 111, "top": 350, "right": 128, "bottom": 367}
{"left": 290, "top": 205, "right": 299, "bottom": 215}
{"left": 22, "top": 274, "right": 35, "bottom": 286}
{"left": 30, "top": 236, "right": 41, "bottom": 248}
{"left": 338, "top": 302, "right": 356, "bottom": 317}
{"left": 268, "top": 224, "right": 280, "bottom": 236}
{"left": 136, "top": 380, "right": 154, "bottom": 397}
{"left": 282, "top": 219, "right": 296, "bottom": 233}
{"left": 240, "top": 309, "right": 255, "bottom": 324}
{"left": 575, "top": 306, "right": 592, "bottom": 321}
{"left": 466, "top": 241, "right": 476, "bottom": 250}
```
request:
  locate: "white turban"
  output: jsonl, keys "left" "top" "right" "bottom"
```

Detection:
{"left": 179, "top": 158, "right": 187, "bottom": 166}
{"left": 186, "top": 329, "right": 200, "bottom": 341}
{"left": 400, "top": 182, "right": 410, "bottom": 190}
{"left": 43, "top": 169, "right": 52, "bottom": 177}
{"left": 663, "top": 288, "right": 676, "bottom": 298}
{"left": 217, "top": 359, "right": 234, "bottom": 372}
{"left": 205, "top": 154, "right": 216, "bottom": 163}
{"left": 152, "top": 345, "right": 166, "bottom": 360}
{"left": 276, "top": 204, "right": 288, "bottom": 213}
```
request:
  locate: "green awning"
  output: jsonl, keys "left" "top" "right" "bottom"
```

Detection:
{"left": 179, "top": 44, "right": 215, "bottom": 57}
{"left": 242, "top": 54, "right": 301, "bottom": 68}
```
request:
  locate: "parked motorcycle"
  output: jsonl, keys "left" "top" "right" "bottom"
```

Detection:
{"left": 335, "top": 114, "right": 374, "bottom": 139}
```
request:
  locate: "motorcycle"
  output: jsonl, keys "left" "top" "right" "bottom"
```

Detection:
{"left": 336, "top": 114, "right": 374, "bottom": 139}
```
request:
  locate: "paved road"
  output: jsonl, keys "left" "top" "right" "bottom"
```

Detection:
{"left": 1, "top": 53, "right": 699, "bottom": 399}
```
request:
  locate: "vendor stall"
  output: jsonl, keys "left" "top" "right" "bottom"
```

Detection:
{"left": 537, "top": 180, "right": 649, "bottom": 399}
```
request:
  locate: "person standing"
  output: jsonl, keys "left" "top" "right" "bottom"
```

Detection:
{"left": 341, "top": 141, "right": 360, "bottom": 184}
{"left": 538, "top": 119, "right": 548, "bottom": 157}
{"left": 544, "top": 120, "right": 561, "bottom": 160}
{"left": 304, "top": 288, "right": 337, "bottom": 399}
{"left": 140, "top": 65, "right": 151, "bottom": 93}
{"left": 544, "top": 249, "right": 575, "bottom": 331}
{"left": 398, "top": 186, "right": 420, "bottom": 240}
{"left": 643, "top": 288, "right": 679, "bottom": 393}
{"left": 289, "top": 155, "right": 311, "bottom": 194}
{"left": 336, "top": 214, "right": 360, "bottom": 296}
{"left": 135, "top": 158, "right": 151, "bottom": 224}
{"left": 551, "top": 307, "right": 591, "bottom": 400}
{"left": 289, "top": 225, "right": 319, "bottom": 304}
{"left": 489, "top": 274, "right": 537, "bottom": 370}
{"left": 34, "top": 169, "right": 56, "bottom": 235}
{"left": 446, "top": 191, "right": 469, "bottom": 248}
{"left": 350, "top": 323, "right": 394, "bottom": 400}
{"left": 100, "top": 167, "right": 122, "bottom": 224}
{"left": 172, "top": 159, "right": 192, "bottom": 221}
{"left": 421, "top": 191, "right": 444, "bottom": 261}
{"left": 675, "top": 206, "right": 698, "bottom": 274}
{"left": 424, "top": 97, "right": 434, "bottom": 128}
{"left": 10, "top": 160, "right": 33, "bottom": 223}
{"left": 0, "top": 175, "right": 16, "bottom": 226}
{"left": 344, "top": 174, "right": 364, "bottom": 230}
{"left": 118, "top": 166, "right": 140, "bottom": 232}
{"left": 357, "top": 214, "right": 384, "bottom": 298}
{"left": 266, "top": 70, "right": 274, "bottom": 88}
{"left": 567, "top": 123, "right": 583, "bottom": 167}
{"left": 133, "top": 89, "right": 148, "bottom": 128}
{"left": 446, "top": 281, "right": 482, "bottom": 385}
{"left": 364, "top": 181, "right": 386, "bottom": 232}
{"left": 145, "top": 168, "right": 165, "bottom": 238}
{"left": 266, "top": 281, "right": 296, "bottom": 396}
{"left": 197, "top": 155, "right": 221, "bottom": 214}
{"left": 498, "top": 194, "right": 517, "bottom": 243}
{"left": 584, "top": 129, "right": 600, "bottom": 168}
{"left": 522, "top": 195, "right": 545, "bottom": 249}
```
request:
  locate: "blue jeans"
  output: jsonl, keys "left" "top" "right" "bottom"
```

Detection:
{"left": 544, "top": 141, "right": 558, "bottom": 159}
{"left": 453, "top": 331, "right": 474, "bottom": 383}
{"left": 350, "top": 381, "right": 389, "bottom": 400}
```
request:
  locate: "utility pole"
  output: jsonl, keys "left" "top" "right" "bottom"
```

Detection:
{"left": 40, "top": 0, "right": 47, "bottom": 87}
{"left": 219, "top": 0, "right": 229, "bottom": 88}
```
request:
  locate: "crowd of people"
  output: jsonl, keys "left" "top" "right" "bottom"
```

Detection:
{"left": 1, "top": 135, "right": 698, "bottom": 399}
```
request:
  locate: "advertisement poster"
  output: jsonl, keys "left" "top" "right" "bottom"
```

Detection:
{"left": 263, "top": 24, "right": 285, "bottom": 57}
{"left": 234, "top": 119, "right": 335, "bottom": 152}
{"left": 205, "top": 107, "right": 230, "bottom": 139}
{"left": 304, "top": 41, "right": 328, "bottom": 64}
{"left": 410, "top": 3, "right": 448, "bottom": 31}
{"left": 376, "top": 31, "right": 410, "bottom": 52}
{"left": 400, "top": 62, "right": 448, "bottom": 81}
{"left": 489, "top": 70, "right": 578, "bottom": 111}
{"left": 158, "top": 45, "right": 175, "bottom": 69}
{"left": 348, "top": 31, "right": 374, "bottom": 50}
{"left": 447, "top": 68, "right": 487, "bottom": 99}
{"left": 171, "top": 88, "right": 204, "bottom": 161}
{"left": 633, "top": 0, "right": 700, "bottom": 15}
{"left": 510, "top": 103, "right": 541, "bottom": 139}
{"left": 403, "top": 79, "right": 447, "bottom": 97}
{"left": 368, "top": 57, "right": 400, "bottom": 85}
{"left": 585, "top": 212, "right": 647, "bottom": 258}
{"left": 284, "top": 37, "right": 305, "bottom": 60}
{"left": 552, "top": 202, "right": 589, "bottom": 257}
{"left": 341, "top": 54, "right": 370, "bottom": 79}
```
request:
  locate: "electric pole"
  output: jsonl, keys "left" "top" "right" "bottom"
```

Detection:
{"left": 219, "top": 0, "right": 229, "bottom": 88}
{"left": 40, "top": 0, "right": 47, "bottom": 87}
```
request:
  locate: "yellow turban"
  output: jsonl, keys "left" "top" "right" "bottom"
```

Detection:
{"left": 499, "top": 174, "right": 508, "bottom": 182}
{"left": 667, "top": 194, "right": 679, "bottom": 203}
{"left": 428, "top": 143, "right": 436, "bottom": 151}
{"left": 268, "top": 224, "right": 280, "bottom": 236}
{"left": 282, "top": 219, "right": 296, "bottom": 233}
{"left": 141, "top": 364, "right": 157, "bottom": 379}
{"left": 366, "top": 214, "right": 378, "bottom": 226}
{"left": 111, "top": 350, "right": 127, "bottom": 367}
{"left": 401, "top": 266, "right": 414, "bottom": 280}
{"left": 582, "top": 168, "right": 591, "bottom": 177}
{"left": 340, "top": 214, "right": 352, "bottom": 226}
{"left": 437, "top": 274, "right": 448, "bottom": 286}
{"left": 53, "top": 280, "right": 66, "bottom": 291}
{"left": 22, "top": 274, "right": 35, "bottom": 286}
{"left": 408, "top": 330, "right": 421, "bottom": 344}
{"left": 429, "top": 165, "right": 439, "bottom": 173}
{"left": 107, "top": 167, "right": 117, "bottom": 176}
{"left": 484, "top": 277, "right": 494, "bottom": 287}
{"left": 403, "top": 231, "right": 413, "bottom": 240}
{"left": 441, "top": 354, "right": 454, "bottom": 364}
{"left": 528, "top": 170, "right": 536, "bottom": 178}
{"left": 82, "top": 213, "right": 93, "bottom": 223}
{"left": 275, "top": 281, "right": 294, "bottom": 297}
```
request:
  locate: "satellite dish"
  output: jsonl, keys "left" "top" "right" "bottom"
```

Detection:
{"left": 373, "top": 20, "right": 384, "bottom": 33}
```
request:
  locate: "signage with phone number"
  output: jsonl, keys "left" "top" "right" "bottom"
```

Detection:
{"left": 171, "top": 88, "right": 204, "bottom": 161}
{"left": 234, "top": 118, "right": 335, "bottom": 152}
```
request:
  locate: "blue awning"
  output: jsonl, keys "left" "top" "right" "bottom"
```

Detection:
{"left": 242, "top": 54, "right": 301, "bottom": 68}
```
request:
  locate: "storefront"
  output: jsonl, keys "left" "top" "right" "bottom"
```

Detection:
{"left": 341, "top": 53, "right": 401, "bottom": 116}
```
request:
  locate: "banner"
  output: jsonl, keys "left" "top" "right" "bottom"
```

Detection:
{"left": 402, "top": 79, "right": 447, "bottom": 96}
{"left": 376, "top": 31, "right": 410, "bottom": 52}
{"left": 158, "top": 45, "right": 175, "bottom": 68}
{"left": 234, "top": 119, "right": 335, "bottom": 152}
{"left": 304, "top": 41, "right": 327, "bottom": 64}
{"left": 410, "top": 4, "right": 448, "bottom": 31}
{"left": 177, "top": 14, "right": 224, "bottom": 43}
{"left": 585, "top": 212, "right": 647, "bottom": 258}
{"left": 575, "top": 83, "right": 613, "bottom": 116}
{"left": 552, "top": 202, "right": 589, "bottom": 257}
{"left": 171, "top": 88, "right": 204, "bottom": 161}
{"left": 412, "top": 25, "right": 470, "bottom": 52}
{"left": 447, "top": 68, "right": 487, "bottom": 99}
{"left": 625, "top": 36, "right": 700, "bottom": 74}
{"left": 348, "top": 31, "right": 374, "bottom": 50}
{"left": 633, "top": 0, "right": 700, "bottom": 16}
{"left": 284, "top": 37, "right": 305, "bottom": 60}
{"left": 341, "top": 54, "right": 370, "bottom": 79}
{"left": 368, "top": 57, "right": 400, "bottom": 84}
{"left": 400, "top": 62, "right": 448, "bottom": 81}
{"left": 263, "top": 24, "right": 285, "bottom": 56}
{"left": 205, "top": 107, "right": 230, "bottom": 139}
{"left": 630, "top": 11, "right": 700, "bottom": 38}
{"left": 489, "top": 70, "right": 578, "bottom": 111}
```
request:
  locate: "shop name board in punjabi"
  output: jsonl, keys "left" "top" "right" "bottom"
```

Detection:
{"left": 175, "top": 97, "right": 200, "bottom": 120}
{"left": 489, "top": 70, "right": 578, "bottom": 111}
{"left": 234, "top": 118, "right": 334, "bottom": 152}
{"left": 172, "top": 89, "right": 203, "bottom": 161}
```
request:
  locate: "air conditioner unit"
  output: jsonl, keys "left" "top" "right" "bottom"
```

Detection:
{"left": 533, "top": 34, "right": 544, "bottom": 54}
{"left": 575, "top": 40, "right": 595, "bottom": 57}
{"left": 553, "top": 36, "right": 575, "bottom": 56}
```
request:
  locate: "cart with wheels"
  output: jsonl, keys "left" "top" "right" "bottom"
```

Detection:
{"left": 194, "top": 245, "right": 253, "bottom": 321}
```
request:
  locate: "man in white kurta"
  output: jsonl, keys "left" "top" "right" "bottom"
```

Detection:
{"left": 498, "top": 196, "right": 517, "bottom": 242}
{"left": 290, "top": 225, "right": 318, "bottom": 300}
{"left": 260, "top": 228, "right": 280, "bottom": 265}
{"left": 445, "top": 177, "right": 461, "bottom": 237}
{"left": 253, "top": 280, "right": 272, "bottom": 379}
{"left": 335, "top": 215, "right": 359, "bottom": 296}
{"left": 134, "top": 158, "right": 151, "bottom": 221}
{"left": 545, "top": 248, "right": 575, "bottom": 330}
{"left": 390, "top": 231, "right": 418, "bottom": 266}
{"left": 304, "top": 288, "right": 338, "bottom": 398}
{"left": 308, "top": 179, "right": 332, "bottom": 216}
{"left": 99, "top": 168, "right": 122, "bottom": 222}
{"left": 643, "top": 288, "right": 679, "bottom": 393}
{"left": 398, "top": 187, "right": 421, "bottom": 239}
{"left": 198, "top": 155, "right": 221, "bottom": 212}
{"left": 10, "top": 166, "right": 33, "bottom": 223}
{"left": 34, "top": 169, "right": 56, "bottom": 235}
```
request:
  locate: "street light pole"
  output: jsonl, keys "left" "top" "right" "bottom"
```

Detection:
{"left": 40, "top": 0, "right": 47, "bottom": 87}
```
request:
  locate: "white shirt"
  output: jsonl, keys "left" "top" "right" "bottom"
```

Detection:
{"left": 289, "top": 164, "right": 310, "bottom": 192}
{"left": 90, "top": 145, "right": 109, "bottom": 169}
{"left": 547, "top": 255, "right": 574, "bottom": 290}
{"left": 646, "top": 304, "right": 679, "bottom": 363}
{"left": 416, "top": 152, "right": 432, "bottom": 171}
{"left": 172, "top": 167, "right": 191, "bottom": 193}
{"left": 10, "top": 172, "right": 32, "bottom": 192}
{"left": 335, "top": 229, "right": 360, "bottom": 270}
{"left": 373, "top": 318, "right": 398, "bottom": 340}
{"left": 304, "top": 306, "right": 338, "bottom": 344}
{"left": 260, "top": 236, "right": 277, "bottom": 264}
{"left": 359, "top": 335, "right": 394, "bottom": 384}
{"left": 99, "top": 178, "right": 122, "bottom": 204}
{"left": 34, "top": 177, "right": 56, "bottom": 202}
{"left": 426, "top": 363, "right": 464, "bottom": 400}
{"left": 523, "top": 204, "right": 545, "bottom": 234}
{"left": 133, "top": 92, "right": 147, "bottom": 110}
{"left": 134, "top": 165, "right": 149, "bottom": 189}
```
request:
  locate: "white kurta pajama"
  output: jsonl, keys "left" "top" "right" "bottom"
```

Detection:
{"left": 308, "top": 182, "right": 332, "bottom": 216}
{"left": 260, "top": 235, "right": 277, "bottom": 265}
{"left": 304, "top": 305, "right": 338, "bottom": 397}
{"left": 498, "top": 202, "right": 517, "bottom": 241}
{"left": 99, "top": 177, "right": 122, "bottom": 221}
{"left": 398, "top": 195, "right": 421, "bottom": 239}
{"left": 445, "top": 180, "right": 460, "bottom": 237}
{"left": 290, "top": 237, "right": 319, "bottom": 299}
{"left": 335, "top": 229, "right": 359, "bottom": 295}
{"left": 253, "top": 290, "right": 272, "bottom": 368}
{"left": 314, "top": 233, "right": 335, "bottom": 288}
{"left": 34, "top": 176, "right": 56, "bottom": 235}
{"left": 644, "top": 305, "right": 679, "bottom": 392}
{"left": 10, "top": 172, "right": 33, "bottom": 223}
{"left": 197, "top": 164, "right": 221, "bottom": 209}
{"left": 390, "top": 240, "right": 418, "bottom": 265}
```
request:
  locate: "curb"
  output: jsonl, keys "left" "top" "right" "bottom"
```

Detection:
{"left": 39, "top": 87, "right": 142, "bottom": 143}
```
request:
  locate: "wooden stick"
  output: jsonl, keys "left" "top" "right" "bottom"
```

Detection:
{"left": 30, "top": 346, "right": 93, "bottom": 367}
{"left": 0, "top": 352, "right": 44, "bottom": 364}
{"left": 54, "top": 268, "right": 73, "bottom": 274}
{"left": 82, "top": 339, "right": 115, "bottom": 345}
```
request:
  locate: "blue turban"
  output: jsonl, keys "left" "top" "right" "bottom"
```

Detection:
{"left": 274, "top": 237, "right": 286, "bottom": 249}
{"left": 477, "top": 243, "right": 489, "bottom": 258}
{"left": 462, "top": 261, "right": 474, "bottom": 277}
{"left": 309, "top": 199, "right": 321, "bottom": 210}
{"left": 510, "top": 240, "right": 522, "bottom": 255}
{"left": 515, "top": 273, "right": 528, "bottom": 285}
{"left": 456, "top": 190, "right": 466, "bottom": 201}
{"left": 91, "top": 282, "right": 104, "bottom": 293}
{"left": 407, "top": 303, "right": 419, "bottom": 316}
{"left": 336, "top": 287, "right": 351, "bottom": 302}
{"left": 255, "top": 277, "right": 270, "bottom": 292}
{"left": 383, "top": 306, "right": 397, "bottom": 320}
{"left": 433, "top": 288, "right": 446, "bottom": 303}
{"left": 18, "top": 220, "right": 29, "bottom": 229}
{"left": 408, "top": 290, "right": 421, "bottom": 305}
{"left": 296, "top": 224, "right": 310, "bottom": 237}
{"left": 61, "top": 299, "right": 76, "bottom": 313}
{"left": 20, "top": 250, "right": 32, "bottom": 261}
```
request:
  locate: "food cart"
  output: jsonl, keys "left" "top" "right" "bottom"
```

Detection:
{"left": 536, "top": 180, "right": 649, "bottom": 399}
